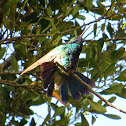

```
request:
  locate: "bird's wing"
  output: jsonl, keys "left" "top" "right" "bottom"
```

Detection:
{"left": 20, "top": 48, "right": 58, "bottom": 75}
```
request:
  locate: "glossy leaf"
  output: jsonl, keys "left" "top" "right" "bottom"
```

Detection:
{"left": 30, "top": 117, "right": 36, "bottom": 126}
{"left": 76, "top": 15, "right": 86, "bottom": 20}
{"left": 0, "top": 47, "right": 6, "bottom": 59}
{"left": 47, "top": 6, "right": 53, "bottom": 16}
{"left": 92, "top": 115, "right": 96, "bottom": 125}
{"left": 89, "top": 58, "right": 99, "bottom": 70}
{"left": 107, "top": 23, "right": 114, "bottom": 37}
{"left": 101, "top": 23, "right": 105, "bottom": 31}
{"left": 103, "top": 114, "right": 121, "bottom": 120}
{"left": 10, "top": 55, "right": 19, "bottom": 71}
{"left": 53, "top": 118, "right": 69, "bottom": 125}
{"left": 88, "top": 99, "right": 107, "bottom": 113}
{"left": 54, "top": 106, "right": 65, "bottom": 117}
{"left": 116, "top": 88, "right": 126, "bottom": 98}
{"left": 94, "top": 23, "right": 97, "bottom": 37}
{"left": 72, "top": 4, "right": 79, "bottom": 17}
{"left": 111, "top": 48, "right": 124, "bottom": 61}
{"left": 100, "top": 83, "right": 125, "bottom": 94}
{"left": 122, "top": 22, "right": 126, "bottom": 30}
{"left": 104, "top": 96, "right": 116, "bottom": 107}
{"left": 104, "top": 63, "right": 116, "bottom": 78}
{"left": 19, "top": 118, "right": 28, "bottom": 125}
{"left": 14, "top": 44, "right": 27, "bottom": 58}
{"left": 116, "top": 70, "right": 126, "bottom": 81}
{"left": 81, "top": 113, "right": 89, "bottom": 126}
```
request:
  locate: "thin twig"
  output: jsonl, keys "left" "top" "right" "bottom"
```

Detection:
{"left": 0, "top": 72, "right": 20, "bottom": 75}
{"left": 0, "top": 79, "right": 43, "bottom": 94}
{"left": 0, "top": 13, "right": 107, "bottom": 44}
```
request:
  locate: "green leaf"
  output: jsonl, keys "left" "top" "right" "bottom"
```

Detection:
{"left": 100, "top": 83, "right": 125, "bottom": 94}
{"left": 122, "top": 22, "right": 126, "bottom": 30}
{"left": 76, "top": 15, "right": 86, "bottom": 20}
{"left": 92, "top": 115, "right": 96, "bottom": 125}
{"left": 111, "top": 48, "right": 124, "bottom": 61}
{"left": 52, "top": 34, "right": 62, "bottom": 46}
{"left": 97, "top": 38, "right": 104, "bottom": 53}
{"left": 22, "top": 90, "right": 38, "bottom": 102}
{"left": 47, "top": 6, "right": 53, "bottom": 16}
{"left": 103, "top": 114, "right": 121, "bottom": 120}
{"left": 3, "top": 0, "right": 19, "bottom": 10}
{"left": 28, "top": 96, "right": 44, "bottom": 106}
{"left": 88, "top": 99, "right": 107, "bottom": 113}
{"left": 104, "top": 96, "right": 116, "bottom": 107}
{"left": 53, "top": 118, "right": 69, "bottom": 126}
{"left": 43, "top": 16, "right": 54, "bottom": 21}
{"left": 75, "top": 123, "right": 82, "bottom": 126}
{"left": 14, "top": 44, "right": 27, "bottom": 57}
{"left": 94, "top": 1, "right": 106, "bottom": 14}
{"left": 97, "top": 99, "right": 102, "bottom": 104}
{"left": 107, "top": 23, "right": 114, "bottom": 37}
{"left": 117, "top": 0, "right": 126, "bottom": 3}
{"left": 85, "top": 0, "right": 93, "bottom": 9}
{"left": 78, "top": 59, "right": 88, "bottom": 67}
{"left": 72, "top": 4, "right": 79, "bottom": 16}
{"left": 30, "top": 117, "right": 36, "bottom": 126}
{"left": 49, "top": 28, "right": 59, "bottom": 35}
{"left": 89, "top": 58, "right": 99, "bottom": 70}
{"left": 19, "top": 118, "right": 28, "bottom": 126}
{"left": 104, "top": 63, "right": 116, "bottom": 78}
{"left": 91, "top": 46, "right": 96, "bottom": 59}
{"left": 54, "top": 106, "right": 65, "bottom": 117}
{"left": 94, "top": 23, "right": 97, "bottom": 37}
{"left": 65, "top": 7, "right": 72, "bottom": 16}
{"left": 111, "top": 15, "right": 123, "bottom": 20}
{"left": 117, "top": 88, "right": 126, "bottom": 98}
{"left": 58, "top": 21, "right": 74, "bottom": 31}
{"left": 101, "top": 23, "right": 105, "bottom": 31}
{"left": 102, "top": 52, "right": 107, "bottom": 66}
{"left": 81, "top": 113, "right": 89, "bottom": 126}
{"left": 108, "top": 96, "right": 116, "bottom": 103}
{"left": 116, "top": 70, "right": 126, "bottom": 81}
{"left": 85, "top": 47, "right": 91, "bottom": 59}
{"left": 1, "top": 74, "right": 16, "bottom": 81}
{"left": 0, "top": 47, "right": 6, "bottom": 59}
{"left": 10, "top": 55, "right": 19, "bottom": 71}
{"left": 107, "top": 2, "right": 115, "bottom": 17}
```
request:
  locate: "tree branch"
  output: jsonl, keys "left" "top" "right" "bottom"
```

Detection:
{"left": 0, "top": 13, "right": 108, "bottom": 44}
{"left": 55, "top": 62, "right": 126, "bottom": 114}
{"left": 1, "top": 70, "right": 126, "bottom": 114}
{"left": 0, "top": 79, "right": 43, "bottom": 95}
{"left": 72, "top": 73, "right": 126, "bottom": 114}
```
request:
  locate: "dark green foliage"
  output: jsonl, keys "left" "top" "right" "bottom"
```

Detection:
{"left": 0, "top": 0, "right": 126, "bottom": 125}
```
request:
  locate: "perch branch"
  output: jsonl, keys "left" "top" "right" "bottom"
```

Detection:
{"left": 72, "top": 73, "right": 126, "bottom": 114}
{"left": 55, "top": 62, "right": 126, "bottom": 114}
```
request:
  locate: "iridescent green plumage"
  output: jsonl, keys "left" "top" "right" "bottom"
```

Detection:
{"left": 54, "top": 36, "right": 82, "bottom": 69}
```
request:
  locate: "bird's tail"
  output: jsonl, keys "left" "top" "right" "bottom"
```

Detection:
{"left": 41, "top": 62, "right": 95, "bottom": 103}
{"left": 61, "top": 72, "right": 95, "bottom": 103}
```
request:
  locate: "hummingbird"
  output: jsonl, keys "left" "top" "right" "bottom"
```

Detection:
{"left": 20, "top": 30, "right": 95, "bottom": 103}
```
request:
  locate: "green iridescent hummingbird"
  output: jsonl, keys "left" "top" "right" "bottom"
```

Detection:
{"left": 21, "top": 30, "right": 95, "bottom": 103}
